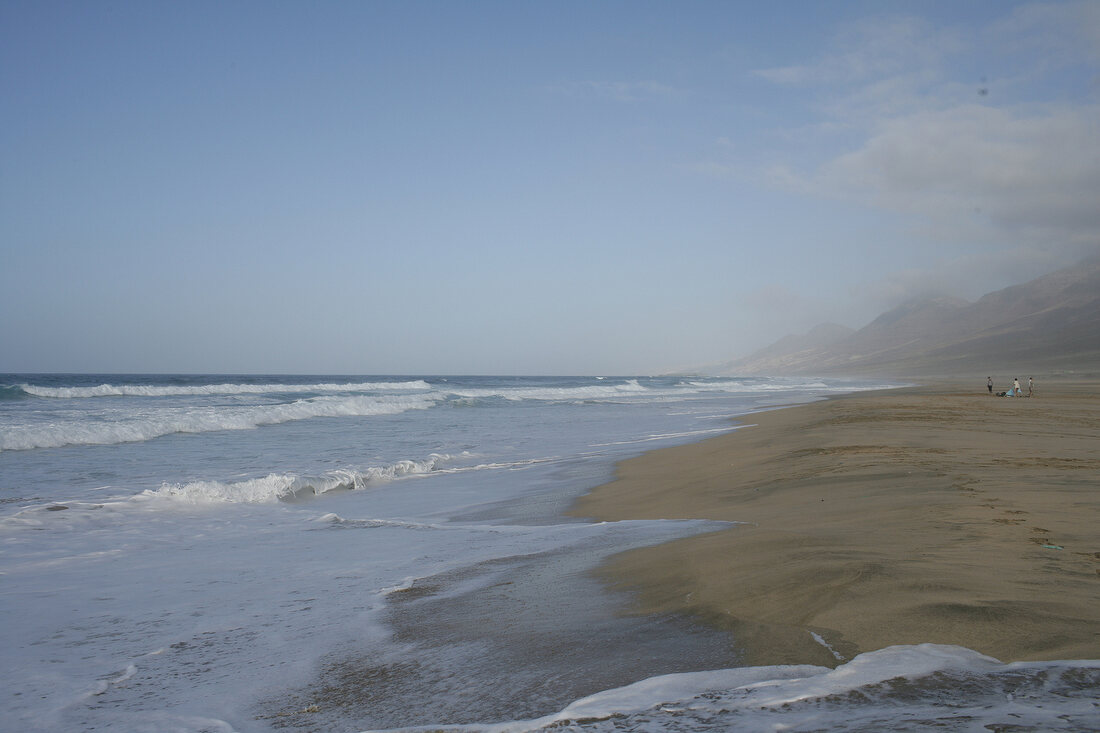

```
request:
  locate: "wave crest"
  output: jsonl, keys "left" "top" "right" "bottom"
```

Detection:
{"left": 19, "top": 380, "right": 432, "bottom": 399}
{"left": 146, "top": 455, "right": 455, "bottom": 504}
{"left": 0, "top": 394, "right": 439, "bottom": 451}
{"left": 446, "top": 379, "right": 650, "bottom": 403}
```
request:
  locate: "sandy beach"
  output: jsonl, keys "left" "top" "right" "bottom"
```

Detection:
{"left": 570, "top": 379, "right": 1100, "bottom": 667}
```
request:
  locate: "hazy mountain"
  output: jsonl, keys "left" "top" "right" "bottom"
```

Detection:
{"left": 706, "top": 322, "right": 854, "bottom": 376}
{"left": 715, "top": 258, "right": 1100, "bottom": 377}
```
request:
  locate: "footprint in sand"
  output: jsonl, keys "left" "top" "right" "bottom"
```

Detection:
{"left": 1028, "top": 527, "right": 1052, "bottom": 545}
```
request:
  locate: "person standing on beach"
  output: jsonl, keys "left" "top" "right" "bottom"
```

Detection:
{"left": 988, "top": 377, "right": 993, "bottom": 394}
{"left": 1028, "top": 376, "right": 1034, "bottom": 397}
{"left": 1013, "top": 377, "right": 1021, "bottom": 396}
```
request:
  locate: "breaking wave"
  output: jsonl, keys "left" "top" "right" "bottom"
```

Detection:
{"left": 443, "top": 379, "right": 651, "bottom": 402}
{"left": 0, "top": 384, "right": 28, "bottom": 401}
{"left": 146, "top": 456, "right": 455, "bottom": 503}
{"left": 18, "top": 380, "right": 432, "bottom": 399}
{"left": 1, "top": 376, "right": 899, "bottom": 453}
{"left": 0, "top": 454, "right": 557, "bottom": 525}
{"left": 0, "top": 393, "right": 439, "bottom": 451}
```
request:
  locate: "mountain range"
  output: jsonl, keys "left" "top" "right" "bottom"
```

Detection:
{"left": 708, "top": 257, "right": 1100, "bottom": 377}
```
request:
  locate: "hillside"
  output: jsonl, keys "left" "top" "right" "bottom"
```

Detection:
{"left": 715, "top": 258, "right": 1100, "bottom": 377}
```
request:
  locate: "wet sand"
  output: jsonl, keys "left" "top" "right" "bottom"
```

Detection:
{"left": 570, "top": 380, "right": 1100, "bottom": 667}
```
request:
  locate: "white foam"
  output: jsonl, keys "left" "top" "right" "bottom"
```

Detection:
{"left": 684, "top": 378, "right": 903, "bottom": 393}
{"left": 588, "top": 426, "right": 735, "bottom": 447}
{"left": 145, "top": 455, "right": 456, "bottom": 504}
{"left": 445, "top": 378, "right": 896, "bottom": 405}
{"left": 20, "top": 380, "right": 432, "bottom": 398}
{"left": 3, "top": 378, "right": 901, "bottom": 453}
{"left": 0, "top": 455, "right": 555, "bottom": 531}
{"left": 684, "top": 378, "right": 826, "bottom": 391}
{"left": 445, "top": 379, "right": 651, "bottom": 402}
{"left": 0, "top": 393, "right": 439, "bottom": 451}
{"left": 744, "top": 644, "right": 1000, "bottom": 707}
{"left": 361, "top": 645, "right": 1100, "bottom": 732}
{"left": 379, "top": 576, "right": 422, "bottom": 595}
{"left": 810, "top": 630, "right": 846, "bottom": 661}
{"left": 87, "top": 664, "right": 137, "bottom": 697}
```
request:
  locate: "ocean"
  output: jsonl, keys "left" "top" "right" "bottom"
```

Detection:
{"left": 1, "top": 374, "right": 1096, "bottom": 732}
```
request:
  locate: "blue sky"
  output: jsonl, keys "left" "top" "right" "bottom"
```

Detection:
{"left": 2, "top": 1, "right": 1098, "bottom": 374}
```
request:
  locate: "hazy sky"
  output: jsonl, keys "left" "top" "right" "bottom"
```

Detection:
{"left": 2, "top": 1, "right": 1098, "bottom": 375}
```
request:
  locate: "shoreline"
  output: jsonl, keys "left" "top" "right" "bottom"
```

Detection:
{"left": 569, "top": 379, "right": 1100, "bottom": 667}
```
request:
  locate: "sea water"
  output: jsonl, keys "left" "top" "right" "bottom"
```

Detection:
{"left": 1, "top": 375, "right": 1096, "bottom": 732}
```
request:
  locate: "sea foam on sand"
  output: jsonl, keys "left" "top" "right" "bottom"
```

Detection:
{"left": 362, "top": 645, "right": 1100, "bottom": 732}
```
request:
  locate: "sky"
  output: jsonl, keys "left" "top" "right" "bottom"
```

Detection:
{"left": 2, "top": 1, "right": 1098, "bottom": 375}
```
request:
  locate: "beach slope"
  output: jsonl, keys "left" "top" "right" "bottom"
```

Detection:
{"left": 570, "top": 382, "right": 1100, "bottom": 666}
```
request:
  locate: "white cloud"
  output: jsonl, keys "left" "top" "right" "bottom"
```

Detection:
{"left": 734, "top": 2, "right": 1100, "bottom": 331}
{"left": 755, "top": 4, "right": 1099, "bottom": 297}
{"left": 820, "top": 104, "right": 1100, "bottom": 242}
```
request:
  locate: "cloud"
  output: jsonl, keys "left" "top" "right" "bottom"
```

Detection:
{"left": 742, "top": 2, "right": 1100, "bottom": 326}
{"left": 820, "top": 104, "right": 1100, "bottom": 243}
{"left": 757, "top": 4, "right": 1100, "bottom": 273}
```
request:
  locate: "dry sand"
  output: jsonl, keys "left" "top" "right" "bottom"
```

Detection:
{"left": 570, "top": 379, "right": 1100, "bottom": 667}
